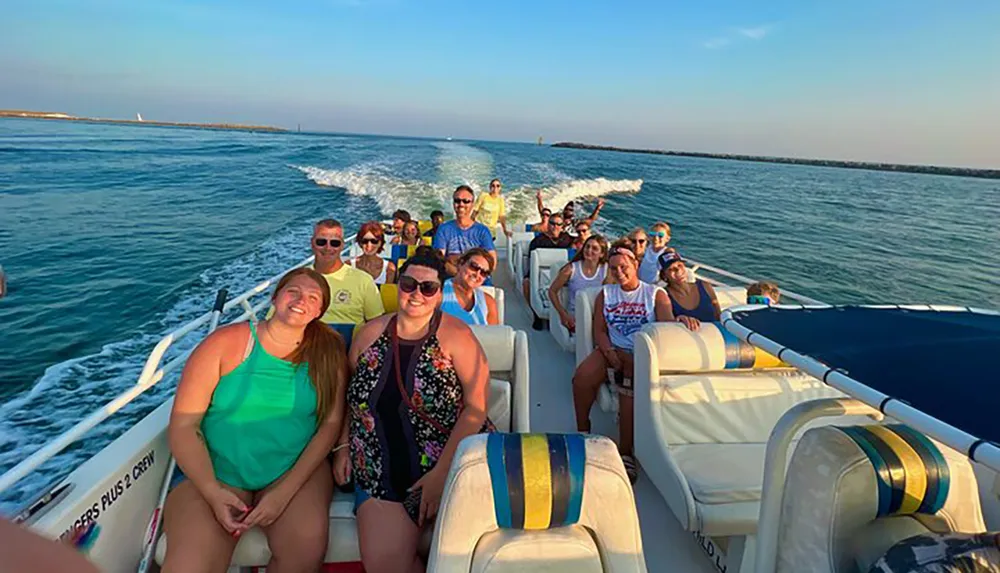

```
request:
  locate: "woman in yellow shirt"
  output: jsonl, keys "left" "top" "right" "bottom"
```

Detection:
{"left": 472, "top": 178, "right": 512, "bottom": 239}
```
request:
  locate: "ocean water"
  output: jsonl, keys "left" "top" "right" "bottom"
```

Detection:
{"left": 0, "top": 118, "right": 997, "bottom": 508}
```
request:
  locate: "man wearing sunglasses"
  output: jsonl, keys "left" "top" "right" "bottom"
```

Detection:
{"left": 523, "top": 213, "right": 574, "bottom": 329}
{"left": 267, "top": 219, "right": 384, "bottom": 337}
{"left": 432, "top": 185, "right": 497, "bottom": 276}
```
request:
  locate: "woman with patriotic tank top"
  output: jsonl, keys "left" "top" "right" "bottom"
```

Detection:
{"left": 572, "top": 239, "right": 698, "bottom": 483}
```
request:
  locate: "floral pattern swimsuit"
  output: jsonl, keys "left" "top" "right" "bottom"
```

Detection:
{"left": 348, "top": 311, "right": 493, "bottom": 503}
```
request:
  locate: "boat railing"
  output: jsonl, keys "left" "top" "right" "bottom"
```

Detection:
{"left": 0, "top": 230, "right": 356, "bottom": 495}
{"left": 686, "top": 257, "right": 825, "bottom": 306}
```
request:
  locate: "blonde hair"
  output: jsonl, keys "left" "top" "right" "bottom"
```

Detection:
{"left": 747, "top": 281, "right": 781, "bottom": 302}
{"left": 651, "top": 221, "right": 671, "bottom": 234}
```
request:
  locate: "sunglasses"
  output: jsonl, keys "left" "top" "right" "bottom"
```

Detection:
{"left": 453, "top": 198, "right": 474, "bottom": 205}
{"left": 541, "top": 212, "right": 551, "bottom": 218}
{"left": 490, "top": 184, "right": 501, "bottom": 189}
{"left": 576, "top": 226, "right": 589, "bottom": 233}
{"left": 649, "top": 231, "right": 668, "bottom": 239}
{"left": 466, "top": 261, "right": 491, "bottom": 278}
{"left": 747, "top": 295, "right": 772, "bottom": 306}
{"left": 314, "top": 238, "right": 343, "bottom": 248}
{"left": 359, "top": 237, "right": 381, "bottom": 246}
{"left": 398, "top": 275, "right": 441, "bottom": 297}
{"left": 550, "top": 220, "right": 564, "bottom": 227}
{"left": 635, "top": 238, "right": 648, "bottom": 244}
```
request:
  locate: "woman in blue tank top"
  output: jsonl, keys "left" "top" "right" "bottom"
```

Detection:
{"left": 439, "top": 248, "right": 499, "bottom": 325}
{"left": 659, "top": 251, "right": 721, "bottom": 327}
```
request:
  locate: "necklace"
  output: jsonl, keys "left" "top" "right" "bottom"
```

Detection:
{"left": 262, "top": 321, "right": 302, "bottom": 346}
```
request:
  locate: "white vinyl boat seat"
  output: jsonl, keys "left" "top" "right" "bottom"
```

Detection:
{"left": 548, "top": 286, "right": 575, "bottom": 353}
{"left": 529, "top": 248, "right": 569, "bottom": 320}
{"left": 573, "top": 286, "right": 603, "bottom": 366}
{"left": 777, "top": 424, "right": 987, "bottom": 573}
{"left": 711, "top": 285, "right": 748, "bottom": 309}
{"left": 508, "top": 237, "right": 533, "bottom": 282}
{"left": 427, "top": 433, "right": 647, "bottom": 573}
{"left": 155, "top": 325, "right": 530, "bottom": 568}
{"left": 633, "top": 322, "right": 856, "bottom": 537}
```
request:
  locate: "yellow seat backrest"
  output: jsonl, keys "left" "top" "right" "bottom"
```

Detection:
{"left": 417, "top": 220, "right": 433, "bottom": 234}
{"left": 379, "top": 283, "right": 399, "bottom": 313}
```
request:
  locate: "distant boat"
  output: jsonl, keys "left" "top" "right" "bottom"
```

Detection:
{"left": 136, "top": 113, "right": 143, "bottom": 122}
{"left": 446, "top": 137, "right": 453, "bottom": 141}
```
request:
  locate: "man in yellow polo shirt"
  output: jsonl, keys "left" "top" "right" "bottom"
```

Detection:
{"left": 269, "top": 219, "right": 383, "bottom": 346}
{"left": 472, "top": 178, "right": 513, "bottom": 239}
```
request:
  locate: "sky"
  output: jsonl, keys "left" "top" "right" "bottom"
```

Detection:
{"left": 1, "top": 0, "right": 998, "bottom": 167}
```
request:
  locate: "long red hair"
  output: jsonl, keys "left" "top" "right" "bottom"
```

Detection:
{"left": 271, "top": 268, "right": 346, "bottom": 424}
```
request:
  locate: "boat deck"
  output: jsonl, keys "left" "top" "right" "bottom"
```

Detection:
{"left": 492, "top": 256, "right": 714, "bottom": 573}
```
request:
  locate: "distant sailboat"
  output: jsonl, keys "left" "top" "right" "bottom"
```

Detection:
{"left": 136, "top": 113, "right": 143, "bottom": 122}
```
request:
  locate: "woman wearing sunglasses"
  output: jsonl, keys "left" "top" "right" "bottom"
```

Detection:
{"left": 164, "top": 268, "right": 348, "bottom": 572}
{"left": 351, "top": 221, "right": 396, "bottom": 285}
{"left": 637, "top": 221, "right": 672, "bottom": 284}
{"left": 332, "top": 249, "right": 494, "bottom": 573}
{"left": 440, "top": 248, "right": 499, "bottom": 325}
{"left": 398, "top": 220, "right": 422, "bottom": 247}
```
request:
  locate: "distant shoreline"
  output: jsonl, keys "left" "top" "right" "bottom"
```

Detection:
{"left": 551, "top": 142, "right": 1000, "bottom": 180}
{"left": 0, "top": 110, "right": 286, "bottom": 133}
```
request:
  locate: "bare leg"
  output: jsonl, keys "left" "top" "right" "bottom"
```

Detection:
{"left": 572, "top": 349, "right": 609, "bottom": 432}
{"left": 616, "top": 349, "right": 636, "bottom": 455}
{"left": 162, "top": 481, "right": 251, "bottom": 573}
{"left": 262, "top": 463, "right": 334, "bottom": 573}
{"left": 357, "top": 498, "right": 424, "bottom": 573}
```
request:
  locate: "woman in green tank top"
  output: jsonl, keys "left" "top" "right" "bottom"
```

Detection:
{"left": 162, "top": 268, "right": 348, "bottom": 573}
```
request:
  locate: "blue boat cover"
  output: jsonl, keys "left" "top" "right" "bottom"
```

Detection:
{"left": 729, "top": 306, "right": 1000, "bottom": 446}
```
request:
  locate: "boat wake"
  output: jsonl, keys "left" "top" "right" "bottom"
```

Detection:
{"left": 295, "top": 143, "right": 642, "bottom": 224}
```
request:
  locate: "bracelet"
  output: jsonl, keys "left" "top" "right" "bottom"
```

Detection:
{"left": 332, "top": 442, "right": 349, "bottom": 453}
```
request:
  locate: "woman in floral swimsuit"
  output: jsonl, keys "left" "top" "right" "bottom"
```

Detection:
{"left": 332, "top": 248, "right": 494, "bottom": 573}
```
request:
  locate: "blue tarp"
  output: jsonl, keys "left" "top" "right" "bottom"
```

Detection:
{"left": 729, "top": 306, "right": 1000, "bottom": 446}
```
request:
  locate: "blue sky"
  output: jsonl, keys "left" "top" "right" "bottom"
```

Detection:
{"left": 2, "top": 0, "right": 998, "bottom": 166}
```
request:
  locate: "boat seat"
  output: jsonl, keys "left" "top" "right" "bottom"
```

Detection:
{"left": 417, "top": 219, "right": 433, "bottom": 235}
{"left": 776, "top": 424, "right": 986, "bottom": 573}
{"left": 712, "top": 285, "right": 748, "bottom": 308}
{"left": 548, "top": 287, "right": 574, "bottom": 352}
{"left": 529, "top": 249, "right": 569, "bottom": 320}
{"left": 574, "top": 287, "right": 603, "bottom": 366}
{"left": 155, "top": 325, "right": 530, "bottom": 568}
{"left": 633, "top": 322, "right": 859, "bottom": 537}
{"left": 427, "top": 433, "right": 647, "bottom": 573}
{"left": 480, "top": 286, "right": 506, "bottom": 325}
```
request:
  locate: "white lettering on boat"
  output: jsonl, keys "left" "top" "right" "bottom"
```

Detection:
{"left": 58, "top": 449, "right": 157, "bottom": 540}
{"left": 692, "top": 530, "right": 728, "bottom": 573}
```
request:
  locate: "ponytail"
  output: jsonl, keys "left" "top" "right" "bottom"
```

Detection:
{"left": 273, "top": 267, "right": 346, "bottom": 425}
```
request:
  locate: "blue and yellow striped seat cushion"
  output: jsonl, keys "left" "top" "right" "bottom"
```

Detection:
{"left": 840, "top": 425, "right": 951, "bottom": 518}
{"left": 712, "top": 323, "right": 785, "bottom": 368}
{"left": 486, "top": 433, "right": 586, "bottom": 530}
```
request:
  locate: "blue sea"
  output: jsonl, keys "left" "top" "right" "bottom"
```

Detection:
{"left": 0, "top": 118, "right": 997, "bottom": 508}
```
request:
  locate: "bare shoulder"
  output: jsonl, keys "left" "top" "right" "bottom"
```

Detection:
{"left": 437, "top": 313, "right": 480, "bottom": 352}
{"left": 355, "top": 314, "right": 391, "bottom": 344}
{"left": 199, "top": 322, "right": 249, "bottom": 354}
{"left": 700, "top": 280, "right": 718, "bottom": 296}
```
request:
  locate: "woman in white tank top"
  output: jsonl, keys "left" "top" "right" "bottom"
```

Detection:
{"left": 351, "top": 221, "right": 396, "bottom": 285}
{"left": 548, "top": 235, "right": 609, "bottom": 333}
{"left": 571, "top": 239, "right": 695, "bottom": 484}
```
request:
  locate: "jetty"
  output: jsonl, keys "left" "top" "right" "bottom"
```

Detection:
{"left": 0, "top": 110, "right": 286, "bottom": 133}
{"left": 552, "top": 142, "right": 1000, "bottom": 180}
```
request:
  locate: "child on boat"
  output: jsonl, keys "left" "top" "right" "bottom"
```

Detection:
{"left": 747, "top": 281, "right": 781, "bottom": 305}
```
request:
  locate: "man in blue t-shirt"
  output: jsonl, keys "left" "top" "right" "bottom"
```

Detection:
{"left": 433, "top": 185, "right": 497, "bottom": 276}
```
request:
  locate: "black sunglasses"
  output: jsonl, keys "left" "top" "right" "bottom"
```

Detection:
{"left": 314, "top": 238, "right": 343, "bottom": 248}
{"left": 359, "top": 237, "right": 380, "bottom": 246}
{"left": 466, "top": 261, "right": 491, "bottom": 278}
{"left": 453, "top": 197, "right": 474, "bottom": 205}
{"left": 398, "top": 275, "right": 441, "bottom": 297}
